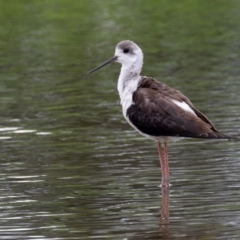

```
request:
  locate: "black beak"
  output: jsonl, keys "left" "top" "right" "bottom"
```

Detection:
{"left": 88, "top": 56, "right": 118, "bottom": 74}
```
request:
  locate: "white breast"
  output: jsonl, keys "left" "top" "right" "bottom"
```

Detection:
{"left": 119, "top": 79, "right": 139, "bottom": 118}
{"left": 171, "top": 99, "right": 196, "bottom": 116}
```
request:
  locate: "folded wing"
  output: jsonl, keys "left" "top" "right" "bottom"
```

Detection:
{"left": 127, "top": 77, "right": 231, "bottom": 139}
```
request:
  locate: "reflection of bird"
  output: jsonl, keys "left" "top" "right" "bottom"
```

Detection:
{"left": 88, "top": 40, "right": 232, "bottom": 187}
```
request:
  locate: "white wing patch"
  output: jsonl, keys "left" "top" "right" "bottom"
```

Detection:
{"left": 171, "top": 99, "right": 196, "bottom": 116}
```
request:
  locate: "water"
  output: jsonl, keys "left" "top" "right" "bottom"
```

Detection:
{"left": 0, "top": 0, "right": 240, "bottom": 239}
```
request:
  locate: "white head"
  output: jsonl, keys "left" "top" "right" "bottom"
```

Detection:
{"left": 115, "top": 40, "right": 143, "bottom": 68}
{"left": 88, "top": 40, "right": 144, "bottom": 75}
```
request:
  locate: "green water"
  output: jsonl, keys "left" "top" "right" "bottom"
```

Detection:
{"left": 0, "top": 0, "right": 239, "bottom": 239}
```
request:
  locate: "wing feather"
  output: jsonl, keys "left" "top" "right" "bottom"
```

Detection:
{"left": 127, "top": 77, "right": 231, "bottom": 139}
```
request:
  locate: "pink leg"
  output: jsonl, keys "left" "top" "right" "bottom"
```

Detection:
{"left": 158, "top": 142, "right": 170, "bottom": 187}
{"left": 164, "top": 142, "right": 170, "bottom": 183}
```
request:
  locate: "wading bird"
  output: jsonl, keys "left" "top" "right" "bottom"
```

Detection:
{"left": 88, "top": 40, "right": 232, "bottom": 187}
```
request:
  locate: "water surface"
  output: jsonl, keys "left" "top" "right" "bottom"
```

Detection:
{"left": 0, "top": 0, "right": 240, "bottom": 239}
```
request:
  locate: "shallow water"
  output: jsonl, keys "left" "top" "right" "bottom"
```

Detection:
{"left": 0, "top": 0, "right": 240, "bottom": 239}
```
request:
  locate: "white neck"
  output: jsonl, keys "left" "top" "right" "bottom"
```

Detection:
{"left": 117, "top": 57, "right": 143, "bottom": 97}
{"left": 117, "top": 59, "right": 143, "bottom": 120}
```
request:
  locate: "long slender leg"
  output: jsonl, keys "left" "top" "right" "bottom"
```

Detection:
{"left": 164, "top": 141, "right": 170, "bottom": 183}
{"left": 157, "top": 142, "right": 164, "bottom": 179}
{"left": 158, "top": 142, "right": 170, "bottom": 187}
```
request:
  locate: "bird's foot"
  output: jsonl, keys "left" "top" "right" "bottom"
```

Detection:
{"left": 159, "top": 178, "right": 171, "bottom": 188}
{"left": 159, "top": 183, "right": 171, "bottom": 188}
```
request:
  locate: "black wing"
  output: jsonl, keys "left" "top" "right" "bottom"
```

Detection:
{"left": 127, "top": 77, "right": 231, "bottom": 139}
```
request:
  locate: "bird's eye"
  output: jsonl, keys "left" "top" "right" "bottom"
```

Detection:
{"left": 123, "top": 48, "right": 129, "bottom": 53}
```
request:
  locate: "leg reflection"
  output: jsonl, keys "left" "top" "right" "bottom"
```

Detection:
{"left": 159, "top": 187, "right": 170, "bottom": 236}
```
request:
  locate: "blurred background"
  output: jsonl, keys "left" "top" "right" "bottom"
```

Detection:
{"left": 0, "top": 0, "right": 240, "bottom": 239}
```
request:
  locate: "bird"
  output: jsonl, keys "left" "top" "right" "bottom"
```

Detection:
{"left": 88, "top": 40, "right": 232, "bottom": 188}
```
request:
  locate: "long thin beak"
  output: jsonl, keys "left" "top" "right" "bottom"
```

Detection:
{"left": 88, "top": 56, "right": 118, "bottom": 74}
